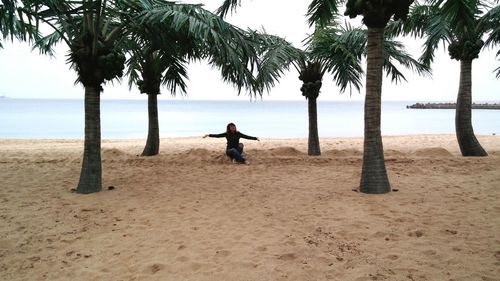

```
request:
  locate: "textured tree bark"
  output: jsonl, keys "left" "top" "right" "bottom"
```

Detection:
{"left": 307, "top": 97, "right": 321, "bottom": 156}
{"left": 455, "top": 59, "right": 487, "bottom": 156}
{"left": 359, "top": 28, "right": 391, "bottom": 194}
{"left": 142, "top": 93, "right": 160, "bottom": 156}
{"left": 76, "top": 86, "right": 102, "bottom": 194}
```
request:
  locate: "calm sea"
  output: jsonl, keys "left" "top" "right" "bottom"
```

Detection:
{"left": 1, "top": 98, "right": 499, "bottom": 139}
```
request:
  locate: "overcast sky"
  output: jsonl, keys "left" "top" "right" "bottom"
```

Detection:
{"left": 0, "top": 0, "right": 498, "bottom": 102}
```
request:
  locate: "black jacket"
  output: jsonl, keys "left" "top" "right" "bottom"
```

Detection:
{"left": 209, "top": 131, "right": 257, "bottom": 150}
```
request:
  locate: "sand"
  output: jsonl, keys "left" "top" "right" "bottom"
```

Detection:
{"left": 1, "top": 134, "right": 499, "bottom": 281}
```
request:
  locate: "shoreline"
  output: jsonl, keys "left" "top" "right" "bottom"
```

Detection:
{"left": 1, "top": 133, "right": 498, "bottom": 152}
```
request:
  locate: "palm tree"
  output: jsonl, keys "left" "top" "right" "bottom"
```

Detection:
{"left": 125, "top": 21, "right": 200, "bottom": 156}
{"left": 298, "top": 60, "right": 324, "bottom": 155}
{"left": 389, "top": 0, "right": 500, "bottom": 156}
{"left": 23, "top": 0, "right": 268, "bottom": 193}
{"left": 23, "top": 0, "right": 130, "bottom": 194}
{"left": 340, "top": 0, "right": 415, "bottom": 194}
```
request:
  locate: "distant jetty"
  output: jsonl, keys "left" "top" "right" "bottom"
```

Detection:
{"left": 407, "top": 102, "right": 500, "bottom": 110}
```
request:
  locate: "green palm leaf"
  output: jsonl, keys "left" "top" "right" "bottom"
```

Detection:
{"left": 383, "top": 39, "right": 431, "bottom": 83}
{"left": 308, "top": 23, "right": 365, "bottom": 93}
{"left": 249, "top": 31, "right": 303, "bottom": 94}
{"left": 215, "top": 0, "right": 240, "bottom": 17}
{"left": 307, "top": 0, "right": 342, "bottom": 28}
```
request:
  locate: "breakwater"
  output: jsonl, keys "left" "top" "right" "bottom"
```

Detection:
{"left": 407, "top": 102, "right": 500, "bottom": 110}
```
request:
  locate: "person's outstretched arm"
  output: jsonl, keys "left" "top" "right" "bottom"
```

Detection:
{"left": 238, "top": 132, "right": 259, "bottom": 141}
{"left": 203, "top": 133, "right": 226, "bottom": 138}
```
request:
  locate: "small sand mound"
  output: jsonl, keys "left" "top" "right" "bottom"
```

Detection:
{"left": 101, "top": 148, "right": 129, "bottom": 158}
{"left": 185, "top": 148, "right": 211, "bottom": 157}
{"left": 182, "top": 148, "right": 227, "bottom": 163}
{"left": 323, "top": 149, "right": 362, "bottom": 157}
{"left": 385, "top": 149, "right": 407, "bottom": 157}
{"left": 250, "top": 149, "right": 271, "bottom": 158}
{"left": 489, "top": 150, "right": 499, "bottom": 156}
{"left": 268, "top": 147, "right": 304, "bottom": 156}
{"left": 413, "top": 147, "right": 453, "bottom": 157}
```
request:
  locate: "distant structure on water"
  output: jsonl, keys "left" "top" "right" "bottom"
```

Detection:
{"left": 407, "top": 102, "right": 500, "bottom": 110}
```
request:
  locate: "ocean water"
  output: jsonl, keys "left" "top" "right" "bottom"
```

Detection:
{"left": 0, "top": 98, "right": 499, "bottom": 139}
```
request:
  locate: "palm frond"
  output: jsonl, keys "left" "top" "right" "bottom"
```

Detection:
{"left": 386, "top": 3, "right": 438, "bottom": 38}
{"left": 0, "top": 0, "right": 42, "bottom": 45}
{"left": 162, "top": 56, "right": 189, "bottom": 95}
{"left": 436, "top": 0, "right": 484, "bottom": 37}
{"left": 306, "top": 0, "right": 342, "bottom": 28}
{"left": 308, "top": 23, "right": 365, "bottom": 93}
{"left": 125, "top": 58, "right": 142, "bottom": 90}
{"left": 419, "top": 13, "right": 453, "bottom": 65}
{"left": 215, "top": 0, "right": 240, "bottom": 17}
{"left": 250, "top": 31, "right": 303, "bottom": 94}
{"left": 494, "top": 49, "right": 500, "bottom": 78}
{"left": 383, "top": 38, "right": 432, "bottom": 84}
{"left": 32, "top": 30, "right": 61, "bottom": 55}
{"left": 140, "top": 3, "right": 260, "bottom": 94}
{"left": 481, "top": 4, "right": 500, "bottom": 46}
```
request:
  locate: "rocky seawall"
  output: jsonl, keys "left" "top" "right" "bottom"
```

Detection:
{"left": 407, "top": 102, "right": 500, "bottom": 109}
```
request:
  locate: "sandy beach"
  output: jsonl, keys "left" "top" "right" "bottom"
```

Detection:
{"left": 1, "top": 134, "right": 499, "bottom": 281}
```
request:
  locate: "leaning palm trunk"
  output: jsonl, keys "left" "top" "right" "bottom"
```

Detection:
{"left": 308, "top": 97, "right": 321, "bottom": 156}
{"left": 455, "top": 59, "right": 487, "bottom": 156}
{"left": 142, "top": 93, "right": 160, "bottom": 156}
{"left": 359, "top": 28, "right": 391, "bottom": 194}
{"left": 76, "top": 86, "right": 102, "bottom": 194}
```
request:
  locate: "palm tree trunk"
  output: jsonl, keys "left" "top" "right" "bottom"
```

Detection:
{"left": 307, "top": 97, "right": 321, "bottom": 156}
{"left": 359, "top": 27, "right": 391, "bottom": 194}
{"left": 76, "top": 86, "right": 102, "bottom": 194}
{"left": 141, "top": 93, "right": 160, "bottom": 156}
{"left": 455, "top": 59, "right": 487, "bottom": 156}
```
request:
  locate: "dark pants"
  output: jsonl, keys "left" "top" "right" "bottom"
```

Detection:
{"left": 226, "top": 144, "right": 245, "bottom": 163}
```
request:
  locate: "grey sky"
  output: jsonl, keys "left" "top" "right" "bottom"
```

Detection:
{"left": 0, "top": 0, "right": 498, "bottom": 101}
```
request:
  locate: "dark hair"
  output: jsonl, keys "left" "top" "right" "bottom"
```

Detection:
{"left": 226, "top": 122, "right": 236, "bottom": 133}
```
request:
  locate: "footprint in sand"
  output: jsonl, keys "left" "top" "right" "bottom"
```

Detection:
{"left": 494, "top": 251, "right": 500, "bottom": 261}
{"left": 255, "top": 246, "right": 267, "bottom": 252}
{"left": 386, "top": 254, "right": 399, "bottom": 260}
{"left": 422, "top": 249, "right": 437, "bottom": 256}
{"left": 408, "top": 230, "right": 424, "bottom": 238}
{"left": 277, "top": 253, "right": 297, "bottom": 261}
{"left": 215, "top": 250, "right": 231, "bottom": 257}
{"left": 148, "top": 263, "right": 165, "bottom": 274}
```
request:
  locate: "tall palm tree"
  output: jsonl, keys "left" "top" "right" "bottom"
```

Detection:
{"left": 339, "top": 0, "right": 415, "bottom": 194}
{"left": 388, "top": 0, "right": 499, "bottom": 156}
{"left": 298, "top": 60, "right": 324, "bottom": 155}
{"left": 23, "top": 0, "right": 129, "bottom": 194}
{"left": 125, "top": 21, "right": 200, "bottom": 156}
{"left": 294, "top": 24, "right": 364, "bottom": 156}
{"left": 23, "top": 0, "right": 267, "bottom": 194}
